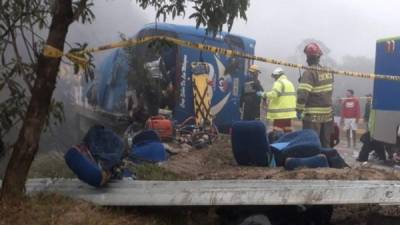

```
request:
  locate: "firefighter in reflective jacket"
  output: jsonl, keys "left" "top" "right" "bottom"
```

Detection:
{"left": 297, "top": 42, "right": 334, "bottom": 147}
{"left": 258, "top": 67, "right": 296, "bottom": 132}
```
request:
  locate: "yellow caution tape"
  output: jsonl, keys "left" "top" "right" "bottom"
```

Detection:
{"left": 43, "top": 35, "right": 400, "bottom": 82}
{"left": 43, "top": 45, "right": 89, "bottom": 66}
{"left": 43, "top": 45, "right": 64, "bottom": 58}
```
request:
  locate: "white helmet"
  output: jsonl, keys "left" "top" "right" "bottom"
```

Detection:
{"left": 272, "top": 67, "right": 284, "bottom": 76}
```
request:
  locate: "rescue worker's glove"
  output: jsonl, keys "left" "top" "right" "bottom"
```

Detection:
{"left": 256, "top": 91, "right": 264, "bottom": 97}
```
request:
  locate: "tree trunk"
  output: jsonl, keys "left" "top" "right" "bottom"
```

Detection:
{"left": 0, "top": 0, "right": 73, "bottom": 200}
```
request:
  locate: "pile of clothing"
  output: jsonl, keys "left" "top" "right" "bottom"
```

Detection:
{"left": 231, "top": 121, "right": 348, "bottom": 170}
{"left": 229, "top": 121, "right": 344, "bottom": 225}
{"left": 64, "top": 125, "right": 168, "bottom": 187}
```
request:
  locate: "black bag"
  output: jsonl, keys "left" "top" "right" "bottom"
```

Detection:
{"left": 321, "top": 148, "right": 349, "bottom": 168}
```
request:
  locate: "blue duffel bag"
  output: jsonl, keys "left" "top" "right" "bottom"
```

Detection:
{"left": 231, "top": 121, "right": 270, "bottom": 166}
{"left": 284, "top": 154, "right": 329, "bottom": 171}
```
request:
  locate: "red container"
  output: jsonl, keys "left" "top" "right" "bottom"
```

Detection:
{"left": 145, "top": 116, "right": 174, "bottom": 141}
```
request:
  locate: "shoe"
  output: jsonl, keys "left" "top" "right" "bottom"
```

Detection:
{"left": 356, "top": 158, "right": 367, "bottom": 162}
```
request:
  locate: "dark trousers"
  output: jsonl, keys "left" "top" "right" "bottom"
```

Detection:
{"left": 358, "top": 132, "right": 386, "bottom": 162}
{"left": 303, "top": 120, "right": 333, "bottom": 148}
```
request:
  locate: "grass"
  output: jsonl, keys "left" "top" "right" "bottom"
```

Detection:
{"left": 28, "top": 151, "right": 75, "bottom": 179}
{"left": 131, "top": 163, "right": 182, "bottom": 180}
{"left": 28, "top": 151, "right": 183, "bottom": 181}
{"left": 1, "top": 151, "right": 214, "bottom": 225}
{"left": 0, "top": 193, "right": 217, "bottom": 225}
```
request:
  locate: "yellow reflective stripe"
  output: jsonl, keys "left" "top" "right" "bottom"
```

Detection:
{"left": 297, "top": 104, "right": 305, "bottom": 110}
{"left": 268, "top": 108, "right": 296, "bottom": 113}
{"left": 311, "top": 88, "right": 332, "bottom": 93}
{"left": 298, "top": 83, "right": 313, "bottom": 91}
{"left": 313, "top": 84, "right": 332, "bottom": 90}
{"left": 304, "top": 107, "right": 332, "bottom": 114}
{"left": 311, "top": 84, "right": 333, "bottom": 93}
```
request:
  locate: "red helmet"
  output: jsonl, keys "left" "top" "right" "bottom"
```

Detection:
{"left": 304, "top": 42, "right": 323, "bottom": 57}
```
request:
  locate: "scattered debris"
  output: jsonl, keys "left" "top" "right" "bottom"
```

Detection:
{"left": 162, "top": 136, "right": 400, "bottom": 180}
{"left": 163, "top": 143, "right": 191, "bottom": 155}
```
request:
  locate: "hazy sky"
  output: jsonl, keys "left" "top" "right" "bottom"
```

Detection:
{"left": 127, "top": 0, "right": 400, "bottom": 96}
{"left": 66, "top": 0, "right": 399, "bottom": 95}
{"left": 70, "top": 0, "right": 400, "bottom": 63}
{"left": 133, "top": 0, "right": 400, "bottom": 62}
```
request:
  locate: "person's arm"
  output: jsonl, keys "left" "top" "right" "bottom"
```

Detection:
{"left": 297, "top": 71, "right": 314, "bottom": 112}
{"left": 264, "top": 81, "right": 282, "bottom": 99}
{"left": 255, "top": 80, "right": 264, "bottom": 92}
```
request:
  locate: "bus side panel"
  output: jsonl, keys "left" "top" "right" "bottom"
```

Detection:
{"left": 96, "top": 49, "right": 129, "bottom": 113}
{"left": 173, "top": 46, "right": 195, "bottom": 123}
{"left": 205, "top": 37, "right": 244, "bottom": 132}
{"left": 372, "top": 40, "right": 400, "bottom": 144}
{"left": 173, "top": 34, "right": 254, "bottom": 132}
{"left": 373, "top": 40, "right": 400, "bottom": 111}
{"left": 173, "top": 39, "right": 240, "bottom": 131}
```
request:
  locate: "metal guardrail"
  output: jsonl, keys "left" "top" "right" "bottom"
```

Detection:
{"left": 3, "top": 178, "right": 400, "bottom": 206}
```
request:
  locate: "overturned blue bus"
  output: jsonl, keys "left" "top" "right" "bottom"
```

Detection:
{"left": 85, "top": 23, "right": 256, "bottom": 132}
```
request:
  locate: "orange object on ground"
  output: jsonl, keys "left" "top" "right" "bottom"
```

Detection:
{"left": 273, "top": 119, "right": 292, "bottom": 133}
{"left": 145, "top": 116, "right": 174, "bottom": 141}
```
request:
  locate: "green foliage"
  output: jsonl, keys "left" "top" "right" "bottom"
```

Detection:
{"left": 0, "top": 0, "right": 248, "bottom": 145}
{"left": 68, "top": 42, "right": 95, "bottom": 82}
{"left": 72, "top": 1, "right": 95, "bottom": 23}
{"left": 0, "top": 0, "right": 95, "bottom": 144}
{"left": 136, "top": 0, "right": 249, "bottom": 34}
{"left": 0, "top": 0, "right": 49, "bottom": 139}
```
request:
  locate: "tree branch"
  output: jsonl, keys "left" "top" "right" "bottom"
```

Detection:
{"left": 73, "top": 0, "right": 89, "bottom": 21}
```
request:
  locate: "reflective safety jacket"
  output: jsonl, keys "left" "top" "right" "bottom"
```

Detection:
{"left": 264, "top": 75, "right": 297, "bottom": 120}
{"left": 297, "top": 66, "right": 334, "bottom": 122}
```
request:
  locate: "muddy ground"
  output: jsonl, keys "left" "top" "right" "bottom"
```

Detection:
{"left": 162, "top": 136, "right": 400, "bottom": 180}
{"left": 160, "top": 136, "right": 400, "bottom": 225}
{"left": 6, "top": 135, "right": 399, "bottom": 225}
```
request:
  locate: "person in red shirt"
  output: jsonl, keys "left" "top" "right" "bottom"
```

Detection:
{"left": 341, "top": 89, "right": 360, "bottom": 148}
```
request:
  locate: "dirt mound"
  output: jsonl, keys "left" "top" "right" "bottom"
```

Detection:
{"left": 163, "top": 137, "right": 400, "bottom": 180}
{"left": 269, "top": 166, "right": 400, "bottom": 180}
